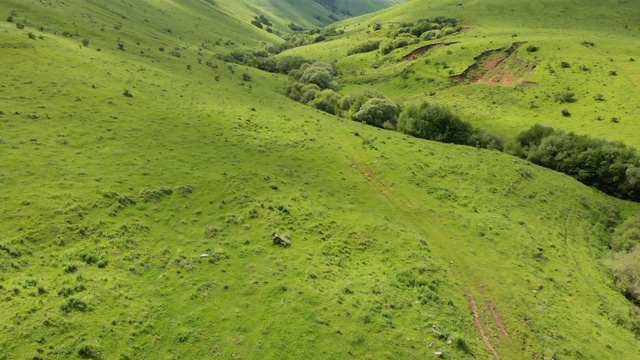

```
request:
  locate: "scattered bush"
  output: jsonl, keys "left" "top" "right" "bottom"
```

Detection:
{"left": 77, "top": 344, "right": 101, "bottom": 359}
{"left": 61, "top": 297, "right": 89, "bottom": 313}
{"left": 241, "top": 73, "right": 252, "bottom": 81}
{"left": 250, "top": 19, "right": 263, "bottom": 29}
{"left": 288, "top": 22, "right": 304, "bottom": 32}
{"left": 554, "top": 92, "right": 577, "bottom": 103}
{"left": 526, "top": 45, "right": 539, "bottom": 52}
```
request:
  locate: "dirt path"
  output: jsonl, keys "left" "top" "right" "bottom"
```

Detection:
{"left": 469, "top": 293, "right": 500, "bottom": 360}
{"left": 487, "top": 301, "right": 509, "bottom": 338}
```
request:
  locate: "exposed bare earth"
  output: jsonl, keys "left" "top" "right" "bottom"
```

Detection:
{"left": 452, "top": 42, "right": 537, "bottom": 86}
{"left": 402, "top": 41, "right": 460, "bottom": 60}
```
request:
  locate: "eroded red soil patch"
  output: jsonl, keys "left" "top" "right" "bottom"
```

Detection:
{"left": 451, "top": 42, "right": 537, "bottom": 86}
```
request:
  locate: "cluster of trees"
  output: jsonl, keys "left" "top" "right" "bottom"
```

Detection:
{"left": 214, "top": 51, "right": 315, "bottom": 75}
{"left": 398, "top": 103, "right": 503, "bottom": 149}
{"left": 509, "top": 124, "right": 640, "bottom": 201}
{"left": 285, "top": 61, "right": 341, "bottom": 114}
{"left": 348, "top": 17, "right": 462, "bottom": 57}
{"left": 250, "top": 14, "right": 272, "bottom": 31}
{"left": 392, "top": 17, "right": 461, "bottom": 41}
{"left": 282, "top": 63, "right": 503, "bottom": 150}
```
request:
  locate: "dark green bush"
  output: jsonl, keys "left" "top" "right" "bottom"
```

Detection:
{"left": 78, "top": 344, "right": 101, "bottom": 359}
{"left": 398, "top": 102, "right": 474, "bottom": 145}
{"left": 511, "top": 124, "right": 640, "bottom": 201}
{"left": 250, "top": 19, "right": 263, "bottom": 29}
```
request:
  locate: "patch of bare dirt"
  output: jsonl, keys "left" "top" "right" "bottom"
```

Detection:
{"left": 402, "top": 41, "right": 460, "bottom": 61}
{"left": 451, "top": 42, "right": 538, "bottom": 86}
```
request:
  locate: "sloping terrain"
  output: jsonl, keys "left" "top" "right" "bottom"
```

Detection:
{"left": 1, "top": 0, "right": 639, "bottom": 359}
{"left": 286, "top": 0, "right": 640, "bottom": 145}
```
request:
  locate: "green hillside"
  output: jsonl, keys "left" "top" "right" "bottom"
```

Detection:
{"left": 1, "top": 0, "right": 639, "bottom": 359}
{"left": 285, "top": 0, "right": 640, "bottom": 146}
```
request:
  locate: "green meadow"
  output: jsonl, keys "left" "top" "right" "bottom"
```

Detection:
{"left": 1, "top": 0, "right": 639, "bottom": 359}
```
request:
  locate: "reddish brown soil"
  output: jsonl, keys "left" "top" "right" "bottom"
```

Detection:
{"left": 451, "top": 43, "right": 538, "bottom": 86}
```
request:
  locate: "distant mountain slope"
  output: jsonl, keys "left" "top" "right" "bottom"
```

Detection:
{"left": 319, "top": 0, "right": 405, "bottom": 16}
{"left": 245, "top": 0, "right": 404, "bottom": 27}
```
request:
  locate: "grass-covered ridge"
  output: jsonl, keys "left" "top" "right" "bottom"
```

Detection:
{"left": 1, "top": 0, "right": 640, "bottom": 359}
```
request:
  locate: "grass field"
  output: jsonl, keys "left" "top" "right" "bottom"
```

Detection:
{"left": 1, "top": 0, "right": 639, "bottom": 359}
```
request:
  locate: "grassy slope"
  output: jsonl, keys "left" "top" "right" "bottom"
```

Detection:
{"left": 285, "top": 0, "right": 640, "bottom": 147}
{"left": 242, "top": 0, "right": 404, "bottom": 28}
{"left": 1, "top": 0, "right": 639, "bottom": 359}
{"left": 243, "top": 0, "right": 339, "bottom": 28}
{"left": 334, "top": 0, "right": 406, "bottom": 16}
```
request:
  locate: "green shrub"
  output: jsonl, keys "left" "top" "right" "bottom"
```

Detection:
{"left": 61, "top": 297, "right": 89, "bottom": 313}
{"left": 379, "top": 41, "right": 395, "bottom": 55}
{"left": 300, "top": 84, "right": 321, "bottom": 104}
{"left": 611, "top": 216, "right": 640, "bottom": 252}
{"left": 250, "top": 19, "right": 263, "bottom": 29}
{"left": 353, "top": 98, "right": 399, "bottom": 129}
{"left": 606, "top": 247, "right": 640, "bottom": 303}
{"left": 398, "top": 102, "right": 474, "bottom": 145}
{"left": 554, "top": 92, "right": 577, "bottom": 103}
{"left": 347, "top": 40, "right": 382, "bottom": 56}
{"left": 468, "top": 130, "right": 504, "bottom": 150}
{"left": 78, "top": 344, "right": 101, "bottom": 359}
{"left": 298, "top": 62, "right": 337, "bottom": 90}
{"left": 511, "top": 125, "right": 640, "bottom": 201}
{"left": 340, "top": 89, "right": 386, "bottom": 113}
{"left": 310, "top": 90, "right": 340, "bottom": 115}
